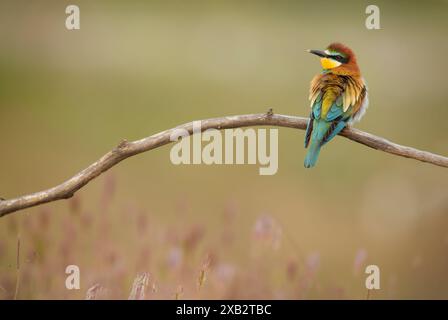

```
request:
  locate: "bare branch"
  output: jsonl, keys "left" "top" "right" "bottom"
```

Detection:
{"left": 1, "top": 113, "right": 447, "bottom": 217}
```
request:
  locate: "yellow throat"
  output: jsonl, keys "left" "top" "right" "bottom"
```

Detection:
{"left": 320, "top": 57, "right": 341, "bottom": 69}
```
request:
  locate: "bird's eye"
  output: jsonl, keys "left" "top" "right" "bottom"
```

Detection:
{"left": 332, "top": 55, "right": 346, "bottom": 63}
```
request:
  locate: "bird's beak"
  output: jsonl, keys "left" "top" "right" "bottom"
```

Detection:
{"left": 307, "top": 49, "right": 328, "bottom": 58}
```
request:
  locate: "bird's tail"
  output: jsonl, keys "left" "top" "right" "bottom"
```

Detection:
{"left": 304, "top": 139, "right": 322, "bottom": 168}
{"left": 304, "top": 120, "right": 331, "bottom": 168}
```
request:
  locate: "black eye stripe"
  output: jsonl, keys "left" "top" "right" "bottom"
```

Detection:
{"left": 329, "top": 55, "right": 348, "bottom": 63}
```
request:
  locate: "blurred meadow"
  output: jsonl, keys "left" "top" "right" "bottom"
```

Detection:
{"left": 1, "top": 0, "right": 448, "bottom": 299}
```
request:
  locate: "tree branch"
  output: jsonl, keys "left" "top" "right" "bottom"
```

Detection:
{"left": 1, "top": 112, "right": 447, "bottom": 217}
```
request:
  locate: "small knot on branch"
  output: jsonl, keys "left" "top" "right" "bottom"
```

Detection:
{"left": 266, "top": 107, "right": 274, "bottom": 117}
{"left": 118, "top": 139, "right": 128, "bottom": 149}
{"left": 113, "top": 139, "right": 129, "bottom": 154}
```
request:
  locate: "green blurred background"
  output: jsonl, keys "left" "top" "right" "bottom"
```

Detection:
{"left": 1, "top": 0, "right": 448, "bottom": 299}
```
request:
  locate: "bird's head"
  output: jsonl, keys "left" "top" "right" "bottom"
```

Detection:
{"left": 307, "top": 43, "right": 360, "bottom": 75}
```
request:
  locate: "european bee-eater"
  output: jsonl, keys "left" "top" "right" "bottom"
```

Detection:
{"left": 304, "top": 43, "right": 368, "bottom": 168}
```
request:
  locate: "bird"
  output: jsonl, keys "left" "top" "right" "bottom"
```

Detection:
{"left": 304, "top": 43, "right": 369, "bottom": 168}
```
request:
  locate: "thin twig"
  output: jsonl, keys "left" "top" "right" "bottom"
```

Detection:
{"left": 0, "top": 113, "right": 447, "bottom": 217}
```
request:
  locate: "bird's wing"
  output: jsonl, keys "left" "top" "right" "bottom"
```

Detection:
{"left": 305, "top": 74, "right": 324, "bottom": 147}
{"left": 307, "top": 75, "right": 366, "bottom": 146}
{"left": 309, "top": 75, "right": 323, "bottom": 108}
{"left": 317, "top": 76, "right": 366, "bottom": 121}
{"left": 350, "top": 84, "right": 368, "bottom": 122}
{"left": 343, "top": 77, "right": 365, "bottom": 113}
{"left": 309, "top": 74, "right": 346, "bottom": 121}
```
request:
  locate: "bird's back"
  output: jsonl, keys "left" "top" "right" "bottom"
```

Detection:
{"left": 310, "top": 73, "right": 367, "bottom": 122}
